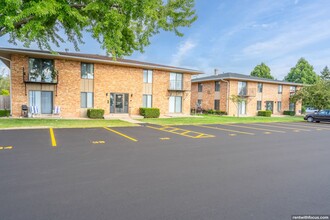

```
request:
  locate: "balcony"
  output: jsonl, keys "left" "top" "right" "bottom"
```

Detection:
{"left": 168, "top": 80, "right": 184, "bottom": 91}
{"left": 238, "top": 88, "right": 256, "bottom": 97}
{"left": 23, "top": 67, "right": 58, "bottom": 85}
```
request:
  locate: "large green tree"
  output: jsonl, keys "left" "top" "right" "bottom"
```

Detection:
{"left": 250, "top": 62, "right": 274, "bottom": 79}
{"left": 0, "top": 0, "right": 197, "bottom": 57}
{"left": 0, "top": 69, "right": 10, "bottom": 95}
{"left": 290, "top": 80, "right": 330, "bottom": 110}
{"left": 320, "top": 66, "right": 330, "bottom": 80}
{"left": 284, "top": 58, "right": 318, "bottom": 84}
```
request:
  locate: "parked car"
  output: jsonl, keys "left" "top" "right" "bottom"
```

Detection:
{"left": 305, "top": 107, "right": 318, "bottom": 114}
{"left": 304, "top": 109, "right": 330, "bottom": 122}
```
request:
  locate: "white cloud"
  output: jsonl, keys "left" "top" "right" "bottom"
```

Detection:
{"left": 171, "top": 39, "right": 196, "bottom": 66}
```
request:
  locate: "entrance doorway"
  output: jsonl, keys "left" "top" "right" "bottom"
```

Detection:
{"left": 110, "top": 93, "right": 129, "bottom": 113}
{"left": 266, "top": 101, "right": 274, "bottom": 113}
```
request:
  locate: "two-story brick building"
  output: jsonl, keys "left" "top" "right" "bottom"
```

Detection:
{"left": 0, "top": 48, "right": 202, "bottom": 118}
{"left": 191, "top": 72, "right": 302, "bottom": 116}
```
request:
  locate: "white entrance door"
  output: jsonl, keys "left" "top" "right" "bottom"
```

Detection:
{"left": 239, "top": 101, "right": 246, "bottom": 115}
{"left": 169, "top": 96, "right": 182, "bottom": 113}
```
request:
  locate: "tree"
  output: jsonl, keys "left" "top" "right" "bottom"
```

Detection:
{"left": 290, "top": 80, "right": 330, "bottom": 110}
{"left": 250, "top": 62, "right": 274, "bottom": 79}
{"left": 284, "top": 58, "right": 318, "bottom": 84}
{"left": 0, "top": 70, "right": 10, "bottom": 95}
{"left": 229, "top": 95, "right": 247, "bottom": 117}
{"left": 320, "top": 66, "right": 330, "bottom": 80}
{"left": 0, "top": 0, "right": 197, "bottom": 57}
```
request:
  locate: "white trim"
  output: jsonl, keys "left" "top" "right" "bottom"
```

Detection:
{"left": 192, "top": 77, "right": 303, "bottom": 86}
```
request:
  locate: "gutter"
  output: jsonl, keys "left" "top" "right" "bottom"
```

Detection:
{"left": 193, "top": 77, "right": 304, "bottom": 86}
{"left": 0, "top": 56, "right": 12, "bottom": 116}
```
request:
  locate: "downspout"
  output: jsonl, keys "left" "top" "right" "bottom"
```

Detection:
{"left": 0, "top": 56, "right": 12, "bottom": 116}
{"left": 220, "top": 79, "right": 230, "bottom": 114}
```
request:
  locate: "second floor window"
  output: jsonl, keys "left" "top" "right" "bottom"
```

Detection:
{"left": 28, "top": 58, "right": 54, "bottom": 82}
{"left": 170, "top": 73, "right": 183, "bottom": 90}
{"left": 215, "top": 81, "right": 220, "bottom": 91}
{"left": 81, "top": 63, "right": 94, "bottom": 79}
{"left": 290, "top": 86, "right": 296, "bottom": 93}
{"left": 143, "top": 70, "right": 153, "bottom": 83}
{"left": 238, "top": 81, "right": 247, "bottom": 95}
{"left": 278, "top": 85, "right": 283, "bottom": 94}
{"left": 258, "top": 83, "right": 263, "bottom": 93}
{"left": 198, "top": 83, "right": 203, "bottom": 92}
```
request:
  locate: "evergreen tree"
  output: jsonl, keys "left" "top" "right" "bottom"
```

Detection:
{"left": 320, "top": 66, "right": 330, "bottom": 80}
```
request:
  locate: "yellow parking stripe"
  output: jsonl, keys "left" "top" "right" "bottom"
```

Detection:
{"left": 224, "top": 124, "right": 285, "bottom": 133}
{"left": 196, "top": 125, "right": 255, "bottom": 135}
{"left": 147, "top": 125, "right": 214, "bottom": 138}
{"left": 288, "top": 123, "right": 330, "bottom": 130}
{"left": 252, "top": 123, "right": 310, "bottom": 131}
{"left": 49, "top": 128, "right": 57, "bottom": 147}
{"left": 103, "top": 127, "right": 138, "bottom": 142}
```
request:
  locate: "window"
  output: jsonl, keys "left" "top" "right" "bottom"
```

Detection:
{"left": 257, "top": 101, "right": 262, "bottom": 111}
{"left": 214, "top": 100, "right": 220, "bottom": 110}
{"left": 143, "top": 70, "right": 153, "bottom": 83}
{"left": 81, "top": 92, "right": 94, "bottom": 108}
{"left": 169, "top": 96, "right": 182, "bottom": 113}
{"left": 81, "top": 63, "right": 94, "bottom": 79}
{"left": 28, "top": 58, "right": 54, "bottom": 83}
{"left": 170, "top": 73, "right": 183, "bottom": 90}
{"left": 215, "top": 81, "right": 220, "bottom": 91}
{"left": 258, "top": 83, "right": 263, "bottom": 93}
{"left": 278, "top": 85, "right": 283, "bottom": 94}
{"left": 290, "top": 86, "right": 296, "bottom": 93}
{"left": 289, "top": 102, "right": 295, "bottom": 111}
{"left": 238, "top": 81, "right": 247, "bottom": 96}
{"left": 142, "top": 95, "right": 152, "bottom": 108}
{"left": 197, "top": 99, "right": 202, "bottom": 107}
{"left": 277, "top": 101, "right": 282, "bottom": 112}
{"left": 198, "top": 83, "right": 203, "bottom": 92}
{"left": 29, "top": 91, "right": 53, "bottom": 114}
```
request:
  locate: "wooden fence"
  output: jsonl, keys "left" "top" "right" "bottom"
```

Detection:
{"left": 0, "top": 95, "right": 10, "bottom": 109}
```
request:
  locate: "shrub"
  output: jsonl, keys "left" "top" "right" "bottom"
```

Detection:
{"left": 207, "top": 109, "right": 215, "bottom": 114}
{"left": 139, "top": 108, "right": 160, "bottom": 118}
{"left": 215, "top": 110, "right": 227, "bottom": 115}
{"left": 301, "top": 106, "right": 306, "bottom": 114}
{"left": 0, "top": 109, "right": 10, "bottom": 117}
{"left": 87, "top": 109, "right": 104, "bottom": 119}
{"left": 257, "top": 110, "right": 272, "bottom": 117}
{"left": 283, "top": 110, "right": 295, "bottom": 116}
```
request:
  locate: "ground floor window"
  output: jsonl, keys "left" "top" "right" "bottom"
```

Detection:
{"left": 169, "top": 96, "right": 182, "bottom": 113}
{"left": 277, "top": 101, "right": 282, "bottom": 112}
{"left": 29, "top": 91, "right": 53, "bottom": 114}
{"left": 110, "top": 93, "right": 129, "bottom": 113}
{"left": 81, "top": 92, "right": 93, "bottom": 108}
{"left": 214, "top": 100, "right": 220, "bottom": 110}
{"left": 257, "top": 101, "right": 262, "bottom": 111}
{"left": 238, "top": 101, "right": 246, "bottom": 115}
{"left": 289, "top": 102, "right": 295, "bottom": 111}
{"left": 143, "top": 95, "right": 152, "bottom": 108}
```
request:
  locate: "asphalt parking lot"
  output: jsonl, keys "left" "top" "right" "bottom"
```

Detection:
{"left": 1, "top": 122, "right": 330, "bottom": 220}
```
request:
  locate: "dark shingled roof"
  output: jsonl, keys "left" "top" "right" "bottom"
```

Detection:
{"left": 0, "top": 47, "right": 202, "bottom": 74}
{"left": 192, "top": 72, "right": 303, "bottom": 86}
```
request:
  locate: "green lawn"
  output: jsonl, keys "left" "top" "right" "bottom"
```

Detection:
{"left": 140, "top": 115, "right": 305, "bottom": 125}
{"left": 0, "top": 118, "right": 136, "bottom": 129}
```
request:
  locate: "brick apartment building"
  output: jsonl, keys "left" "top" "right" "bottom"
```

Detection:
{"left": 0, "top": 48, "right": 202, "bottom": 118}
{"left": 191, "top": 73, "right": 302, "bottom": 116}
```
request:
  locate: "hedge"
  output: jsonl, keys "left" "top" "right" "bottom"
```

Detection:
{"left": 87, "top": 109, "right": 105, "bottom": 119}
{"left": 257, "top": 110, "right": 272, "bottom": 117}
{"left": 283, "top": 110, "right": 295, "bottom": 116}
{"left": 0, "top": 109, "right": 10, "bottom": 117}
{"left": 139, "top": 108, "right": 160, "bottom": 118}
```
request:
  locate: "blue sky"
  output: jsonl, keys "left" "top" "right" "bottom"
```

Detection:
{"left": 1, "top": 0, "right": 330, "bottom": 79}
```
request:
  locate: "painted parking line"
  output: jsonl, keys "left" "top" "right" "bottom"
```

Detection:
{"left": 196, "top": 125, "right": 255, "bottom": 135}
{"left": 224, "top": 124, "right": 286, "bottom": 133}
{"left": 146, "top": 125, "right": 215, "bottom": 139}
{"left": 49, "top": 128, "right": 57, "bottom": 147}
{"left": 103, "top": 127, "right": 138, "bottom": 142}
{"left": 288, "top": 123, "right": 330, "bottom": 130}
{"left": 0, "top": 146, "right": 13, "bottom": 151}
{"left": 252, "top": 123, "right": 311, "bottom": 131}
{"left": 276, "top": 123, "right": 328, "bottom": 131}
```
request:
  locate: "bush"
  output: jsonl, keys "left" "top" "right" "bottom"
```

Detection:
{"left": 207, "top": 109, "right": 214, "bottom": 114}
{"left": 301, "top": 106, "right": 306, "bottom": 114}
{"left": 215, "top": 110, "right": 227, "bottom": 115}
{"left": 283, "top": 110, "right": 295, "bottom": 116}
{"left": 87, "top": 109, "right": 104, "bottom": 119}
{"left": 257, "top": 110, "right": 272, "bottom": 117}
{"left": 0, "top": 109, "right": 10, "bottom": 117}
{"left": 139, "top": 108, "right": 160, "bottom": 118}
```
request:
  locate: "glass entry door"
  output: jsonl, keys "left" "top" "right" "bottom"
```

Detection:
{"left": 29, "top": 91, "right": 53, "bottom": 114}
{"left": 110, "top": 93, "right": 129, "bottom": 113}
{"left": 266, "top": 101, "right": 274, "bottom": 113}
